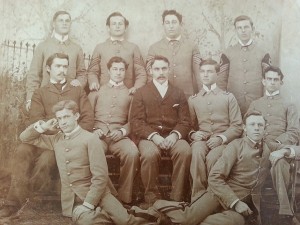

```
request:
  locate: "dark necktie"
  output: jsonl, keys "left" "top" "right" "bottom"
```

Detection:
{"left": 254, "top": 142, "right": 263, "bottom": 157}
{"left": 54, "top": 80, "right": 67, "bottom": 91}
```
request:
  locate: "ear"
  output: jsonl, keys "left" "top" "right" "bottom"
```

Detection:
{"left": 280, "top": 80, "right": 284, "bottom": 85}
{"left": 106, "top": 25, "right": 110, "bottom": 33}
{"left": 46, "top": 65, "right": 51, "bottom": 74}
{"left": 74, "top": 112, "right": 80, "bottom": 121}
{"left": 243, "top": 124, "right": 246, "bottom": 133}
{"left": 262, "top": 79, "right": 266, "bottom": 87}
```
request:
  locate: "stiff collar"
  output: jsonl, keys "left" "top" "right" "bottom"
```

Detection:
{"left": 110, "top": 37, "right": 125, "bottom": 42}
{"left": 202, "top": 83, "right": 217, "bottom": 92}
{"left": 266, "top": 90, "right": 280, "bottom": 97}
{"left": 153, "top": 79, "right": 168, "bottom": 88}
{"left": 51, "top": 31, "right": 69, "bottom": 43}
{"left": 50, "top": 78, "right": 66, "bottom": 84}
{"left": 64, "top": 125, "right": 80, "bottom": 138}
{"left": 108, "top": 79, "right": 124, "bottom": 87}
{"left": 166, "top": 35, "right": 182, "bottom": 42}
{"left": 238, "top": 39, "right": 253, "bottom": 47}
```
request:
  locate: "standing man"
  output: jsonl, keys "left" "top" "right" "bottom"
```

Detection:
{"left": 248, "top": 66, "right": 300, "bottom": 223}
{"left": 0, "top": 53, "right": 93, "bottom": 218}
{"left": 218, "top": 15, "right": 272, "bottom": 115}
{"left": 146, "top": 10, "right": 201, "bottom": 97}
{"left": 18, "top": 100, "right": 159, "bottom": 225}
{"left": 88, "top": 11, "right": 147, "bottom": 94}
{"left": 130, "top": 55, "right": 192, "bottom": 206}
{"left": 25, "top": 10, "right": 87, "bottom": 111}
{"left": 151, "top": 111, "right": 271, "bottom": 225}
{"left": 88, "top": 56, "right": 139, "bottom": 205}
{"left": 188, "top": 59, "right": 243, "bottom": 199}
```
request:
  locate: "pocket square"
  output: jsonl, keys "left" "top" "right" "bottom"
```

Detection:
{"left": 172, "top": 104, "right": 179, "bottom": 107}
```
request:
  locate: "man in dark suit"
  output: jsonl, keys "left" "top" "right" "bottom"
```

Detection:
{"left": 0, "top": 53, "right": 94, "bottom": 218}
{"left": 130, "top": 55, "right": 192, "bottom": 206}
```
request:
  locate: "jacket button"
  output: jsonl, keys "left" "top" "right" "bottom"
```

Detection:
{"left": 66, "top": 160, "right": 70, "bottom": 164}
{"left": 69, "top": 184, "right": 72, "bottom": 187}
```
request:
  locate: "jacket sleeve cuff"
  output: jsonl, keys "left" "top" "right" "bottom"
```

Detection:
{"left": 216, "top": 134, "right": 227, "bottom": 144}
{"left": 170, "top": 130, "right": 182, "bottom": 140}
{"left": 119, "top": 128, "right": 127, "bottom": 136}
{"left": 230, "top": 199, "right": 239, "bottom": 209}
{"left": 33, "top": 121, "right": 46, "bottom": 133}
{"left": 83, "top": 201, "right": 95, "bottom": 210}
{"left": 148, "top": 132, "right": 159, "bottom": 140}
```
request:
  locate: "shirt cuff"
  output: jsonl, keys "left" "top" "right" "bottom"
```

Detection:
{"left": 119, "top": 128, "right": 127, "bottom": 136}
{"left": 83, "top": 201, "right": 95, "bottom": 210}
{"left": 216, "top": 134, "right": 227, "bottom": 144}
{"left": 171, "top": 130, "right": 182, "bottom": 140}
{"left": 148, "top": 132, "right": 159, "bottom": 140}
{"left": 230, "top": 199, "right": 239, "bottom": 209}
{"left": 188, "top": 130, "right": 196, "bottom": 141}
{"left": 285, "top": 147, "right": 295, "bottom": 158}
{"left": 33, "top": 121, "right": 46, "bottom": 133}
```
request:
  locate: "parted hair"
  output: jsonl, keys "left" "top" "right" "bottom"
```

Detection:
{"left": 234, "top": 15, "right": 253, "bottom": 28}
{"left": 46, "top": 53, "right": 69, "bottom": 67}
{"left": 162, "top": 10, "right": 182, "bottom": 23}
{"left": 52, "top": 100, "right": 79, "bottom": 114}
{"left": 106, "top": 12, "right": 129, "bottom": 27}
{"left": 243, "top": 110, "right": 266, "bottom": 124}
{"left": 107, "top": 56, "right": 128, "bottom": 70}
{"left": 200, "top": 59, "right": 220, "bottom": 73}
{"left": 53, "top": 11, "right": 71, "bottom": 21}
{"left": 148, "top": 55, "right": 170, "bottom": 67}
{"left": 263, "top": 65, "right": 284, "bottom": 80}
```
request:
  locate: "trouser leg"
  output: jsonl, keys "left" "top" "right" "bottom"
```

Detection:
{"left": 201, "top": 210, "right": 245, "bottom": 225}
{"left": 270, "top": 158, "right": 293, "bottom": 215}
{"left": 206, "top": 145, "right": 226, "bottom": 173}
{"left": 109, "top": 138, "right": 140, "bottom": 203}
{"left": 169, "top": 140, "right": 192, "bottom": 201}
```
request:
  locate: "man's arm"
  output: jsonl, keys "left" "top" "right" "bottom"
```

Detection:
{"left": 29, "top": 89, "right": 46, "bottom": 124}
{"left": 74, "top": 47, "right": 87, "bottom": 88}
{"left": 84, "top": 135, "right": 109, "bottom": 207}
{"left": 192, "top": 44, "right": 201, "bottom": 94}
{"left": 78, "top": 88, "right": 95, "bottom": 132}
{"left": 132, "top": 45, "right": 147, "bottom": 90}
{"left": 87, "top": 45, "right": 101, "bottom": 91}
{"left": 217, "top": 53, "right": 230, "bottom": 91}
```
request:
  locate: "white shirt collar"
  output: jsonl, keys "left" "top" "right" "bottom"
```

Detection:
{"left": 166, "top": 35, "right": 181, "bottom": 42}
{"left": 110, "top": 37, "right": 124, "bottom": 42}
{"left": 202, "top": 83, "right": 217, "bottom": 92}
{"left": 238, "top": 39, "right": 253, "bottom": 47}
{"left": 109, "top": 79, "right": 124, "bottom": 87}
{"left": 153, "top": 79, "right": 168, "bottom": 98}
{"left": 64, "top": 125, "right": 80, "bottom": 137}
{"left": 246, "top": 136, "right": 259, "bottom": 145}
{"left": 51, "top": 31, "right": 69, "bottom": 42}
{"left": 50, "top": 78, "right": 66, "bottom": 84}
{"left": 153, "top": 79, "right": 168, "bottom": 87}
{"left": 266, "top": 90, "right": 280, "bottom": 97}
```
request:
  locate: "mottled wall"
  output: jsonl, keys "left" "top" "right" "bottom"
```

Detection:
{"left": 1, "top": 0, "right": 300, "bottom": 108}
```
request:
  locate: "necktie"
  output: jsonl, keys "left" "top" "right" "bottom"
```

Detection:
{"left": 54, "top": 80, "right": 67, "bottom": 91}
{"left": 254, "top": 142, "right": 263, "bottom": 157}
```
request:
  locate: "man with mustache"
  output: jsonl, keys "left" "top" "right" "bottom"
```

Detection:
{"left": 25, "top": 11, "right": 87, "bottom": 111}
{"left": 130, "top": 55, "right": 192, "bottom": 208}
{"left": 0, "top": 53, "right": 94, "bottom": 218}
{"left": 88, "top": 12, "right": 147, "bottom": 94}
{"left": 146, "top": 10, "right": 201, "bottom": 97}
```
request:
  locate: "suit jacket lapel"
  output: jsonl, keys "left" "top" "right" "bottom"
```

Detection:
{"left": 149, "top": 82, "right": 164, "bottom": 101}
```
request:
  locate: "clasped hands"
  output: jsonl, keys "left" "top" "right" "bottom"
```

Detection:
{"left": 94, "top": 128, "right": 123, "bottom": 142}
{"left": 152, "top": 133, "right": 178, "bottom": 150}
{"left": 269, "top": 148, "right": 291, "bottom": 165}
{"left": 191, "top": 131, "right": 223, "bottom": 149}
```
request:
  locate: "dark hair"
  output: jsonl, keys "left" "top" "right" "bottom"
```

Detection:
{"left": 107, "top": 56, "right": 128, "bottom": 70}
{"left": 53, "top": 11, "right": 71, "bottom": 21}
{"left": 106, "top": 12, "right": 129, "bottom": 27}
{"left": 46, "top": 53, "right": 69, "bottom": 67}
{"left": 162, "top": 10, "right": 182, "bottom": 23}
{"left": 243, "top": 110, "right": 265, "bottom": 124}
{"left": 148, "top": 55, "right": 170, "bottom": 67}
{"left": 200, "top": 59, "right": 220, "bottom": 73}
{"left": 263, "top": 65, "right": 284, "bottom": 80}
{"left": 52, "top": 100, "right": 79, "bottom": 114}
{"left": 234, "top": 15, "right": 253, "bottom": 28}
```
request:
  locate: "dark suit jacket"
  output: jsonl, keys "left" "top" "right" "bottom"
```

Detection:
{"left": 130, "top": 81, "right": 191, "bottom": 143}
{"left": 29, "top": 83, "right": 94, "bottom": 132}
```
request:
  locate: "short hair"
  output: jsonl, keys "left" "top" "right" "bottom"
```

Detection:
{"left": 200, "top": 59, "right": 220, "bottom": 73}
{"left": 263, "top": 65, "right": 284, "bottom": 80}
{"left": 106, "top": 12, "right": 129, "bottom": 27}
{"left": 243, "top": 110, "right": 265, "bottom": 124}
{"left": 46, "top": 53, "right": 69, "bottom": 67}
{"left": 53, "top": 11, "right": 71, "bottom": 21}
{"left": 234, "top": 15, "right": 253, "bottom": 28}
{"left": 107, "top": 56, "right": 128, "bottom": 70}
{"left": 52, "top": 100, "right": 79, "bottom": 115}
{"left": 162, "top": 10, "right": 182, "bottom": 23}
{"left": 148, "top": 55, "right": 170, "bottom": 67}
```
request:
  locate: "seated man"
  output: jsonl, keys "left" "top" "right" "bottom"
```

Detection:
{"left": 248, "top": 65, "right": 300, "bottom": 223}
{"left": 88, "top": 56, "right": 139, "bottom": 205}
{"left": 0, "top": 53, "right": 94, "bottom": 218}
{"left": 151, "top": 111, "right": 271, "bottom": 225}
{"left": 18, "top": 100, "right": 159, "bottom": 225}
{"left": 130, "top": 55, "right": 192, "bottom": 206}
{"left": 188, "top": 59, "right": 243, "bottom": 199}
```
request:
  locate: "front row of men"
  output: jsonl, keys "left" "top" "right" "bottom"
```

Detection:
{"left": 0, "top": 53, "right": 299, "bottom": 225}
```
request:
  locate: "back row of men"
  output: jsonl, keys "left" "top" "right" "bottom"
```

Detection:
{"left": 1, "top": 9, "right": 298, "bottom": 225}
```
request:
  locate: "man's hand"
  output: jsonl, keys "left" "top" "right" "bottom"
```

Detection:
{"left": 93, "top": 128, "right": 105, "bottom": 138}
{"left": 107, "top": 130, "right": 123, "bottom": 142}
{"left": 191, "top": 131, "right": 209, "bottom": 141}
{"left": 234, "top": 201, "right": 253, "bottom": 216}
{"left": 128, "top": 87, "right": 137, "bottom": 95}
{"left": 41, "top": 118, "right": 58, "bottom": 132}
{"left": 25, "top": 101, "right": 31, "bottom": 112}
{"left": 163, "top": 133, "right": 178, "bottom": 149}
{"left": 269, "top": 148, "right": 290, "bottom": 165}
{"left": 152, "top": 134, "right": 166, "bottom": 149}
{"left": 89, "top": 82, "right": 100, "bottom": 91}
{"left": 70, "top": 79, "right": 81, "bottom": 87}
{"left": 206, "top": 136, "right": 223, "bottom": 149}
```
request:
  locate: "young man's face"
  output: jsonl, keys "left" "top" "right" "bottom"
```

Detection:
{"left": 150, "top": 60, "right": 170, "bottom": 84}
{"left": 47, "top": 58, "right": 69, "bottom": 83}
{"left": 262, "top": 71, "right": 283, "bottom": 94}
{"left": 55, "top": 108, "right": 79, "bottom": 133}
{"left": 108, "top": 62, "right": 126, "bottom": 83}
{"left": 163, "top": 15, "right": 182, "bottom": 39}
{"left": 53, "top": 14, "right": 71, "bottom": 35}
{"left": 199, "top": 64, "right": 217, "bottom": 87}
{"left": 244, "top": 115, "right": 265, "bottom": 142}
{"left": 235, "top": 19, "right": 253, "bottom": 44}
{"left": 107, "top": 16, "right": 127, "bottom": 38}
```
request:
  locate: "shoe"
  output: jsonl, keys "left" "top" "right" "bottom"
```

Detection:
{"left": 0, "top": 206, "right": 18, "bottom": 218}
